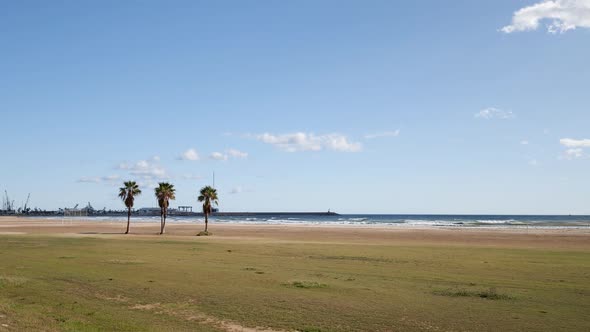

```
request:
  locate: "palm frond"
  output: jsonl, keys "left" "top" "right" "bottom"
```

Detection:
{"left": 198, "top": 186, "right": 219, "bottom": 214}
{"left": 119, "top": 181, "right": 142, "bottom": 208}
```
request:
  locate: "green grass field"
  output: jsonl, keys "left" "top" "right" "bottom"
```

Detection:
{"left": 0, "top": 235, "right": 588, "bottom": 331}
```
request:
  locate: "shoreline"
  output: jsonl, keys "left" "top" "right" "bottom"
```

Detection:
{"left": 16, "top": 215, "right": 590, "bottom": 229}
{"left": 4, "top": 216, "right": 590, "bottom": 231}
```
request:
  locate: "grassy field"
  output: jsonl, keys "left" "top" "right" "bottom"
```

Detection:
{"left": 0, "top": 234, "right": 588, "bottom": 331}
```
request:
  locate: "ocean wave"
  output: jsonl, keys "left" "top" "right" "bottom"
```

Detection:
{"left": 475, "top": 219, "right": 516, "bottom": 224}
{"left": 28, "top": 215, "right": 590, "bottom": 229}
{"left": 338, "top": 217, "right": 369, "bottom": 222}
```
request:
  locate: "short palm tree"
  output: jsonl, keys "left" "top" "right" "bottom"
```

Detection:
{"left": 198, "top": 186, "right": 218, "bottom": 234}
{"left": 155, "top": 182, "right": 175, "bottom": 235}
{"left": 118, "top": 181, "right": 141, "bottom": 234}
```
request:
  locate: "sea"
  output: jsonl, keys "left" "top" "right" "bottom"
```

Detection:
{"left": 41, "top": 214, "right": 590, "bottom": 229}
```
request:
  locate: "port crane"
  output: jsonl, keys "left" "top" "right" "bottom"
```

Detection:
{"left": 3, "top": 190, "right": 15, "bottom": 212}
{"left": 21, "top": 193, "right": 31, "bottom": 214}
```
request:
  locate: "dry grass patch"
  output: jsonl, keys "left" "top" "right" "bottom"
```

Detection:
{"left": 0, "top": 275, "right": 28, "bottom": 287}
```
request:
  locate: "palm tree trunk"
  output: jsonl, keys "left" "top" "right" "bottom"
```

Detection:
{"left": 125, "top": 207, "right": 131, "bottom": 234}
{"left": 163, "top": 211, "right": 167, "bottom": 234}
{"left": 205, "top": 213, "right": 208, "bottom": 232}
{"left": 160, "top": 212, "right": 164, "bottom": 234}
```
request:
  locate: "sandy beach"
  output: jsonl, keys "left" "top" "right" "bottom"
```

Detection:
{"left": 2, "top": 216, "right": 589, "bottom": 249}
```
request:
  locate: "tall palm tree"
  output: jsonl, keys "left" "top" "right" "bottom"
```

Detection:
{"left": 118, "top": 181, "right": 141, "bottom": 234}
{"left": 155, "top": 182, "right": 176, "bottom": 235}
{"left": 198, "top": 186, "right": 218, "bottom": 233}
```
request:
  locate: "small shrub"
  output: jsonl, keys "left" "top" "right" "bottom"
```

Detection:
{"left": 433, "top": 287, "right": 512, "bottom": 300}
{"left": 284, "top": 281, "right": 327, "bottom": 289}
{"left": 103, "top": 259, "right": 145, "bottom": 265}
{"left": 477, "top": 287, "right": 512, "bottom": 300}
{"left": 196, "top": 231, "right": 212, "bottom": 236}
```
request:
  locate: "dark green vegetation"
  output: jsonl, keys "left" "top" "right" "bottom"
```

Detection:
{"left": 0, "top": 235, "right": 588, "bottom": 331}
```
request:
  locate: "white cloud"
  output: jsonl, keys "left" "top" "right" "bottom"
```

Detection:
{"left": 136, "top": 180, "right": 158, "bottom": 189}
{"left": 475, "top": 108, "right": 515, "bottom": 120}
{"left": 256, "top": 132, "right": 362, "bottom": 152}
{"left": 564, "top": 148, "right": 584, "bottom": 159}
{"left": 559, "top": 138, "right": 589, "bottom": 160}
{"left": 210, "top": 152, "right": 228, "bottom": 161}
{"left": 103, "top": 175, "right": 121, "bottom": 182}
{"left": 82, "top": 157, "right": 168, "bottom": 187}
{"left": 210, "top": 149, "right": 249, "bottom": 161}
{"left": 229, "top": 186, "right": 243, "bottom": 194}
{"left": 182, "top": 174, "right": 202, "bottom": 180}
{"left": 117, "top": 159, "right": 169, "bottom": 180}
{"left": 77, "top": 177, "right": 101, "bottom": 183}
{"left": 529, "top": 159, "right": 539, "bottom": 166}
{"left": 501, "top": 0, "right": 590, "bottom": 34}
{"left": 521, "top": 140, "right": 530, "bottom": 145}
{"left": 560, "top": 138, "right": 590, "bottom": 147}
{"left": 131, "top": 167, "right": 167, "bottom": 179}
{"left": 178, "top": 148, "right": 200, "bottom": 161}
{"left": 364, "top": 130, "right": 400, "bottom": 139}
{"left": 117, "top": 162, "right": 130, "bottom": 170}
{"left": 77, "top": 175, "right": 120, "bottom": 184}
{"left": 226, "top": 148, "right": 248, "bottom": 159}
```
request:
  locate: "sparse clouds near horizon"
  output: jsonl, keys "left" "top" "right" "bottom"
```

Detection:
{"left": 475, "top": 107, "right": 515, "bottom": 120}
{"left": 364, "top": 130, "right": 400, "bottom": 139}
{"left": 256, "top": 132, "right": 362, "bottom": 152}
{"left": 501, "top": 0, "right": 590, "bottom": 34}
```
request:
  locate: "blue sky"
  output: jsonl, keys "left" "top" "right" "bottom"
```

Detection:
{"left": 1, "top": 0, "right": 589, "bottom": 214}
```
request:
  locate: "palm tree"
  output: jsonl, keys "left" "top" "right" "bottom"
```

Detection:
{"left": 118, "top": 181, "right": 141, "bottom": 234}
{"left": 155, "top": 182, "right": 176, "bottom": 235}
{"left": 198, "top": 186, "right": 218, "bottom": 234}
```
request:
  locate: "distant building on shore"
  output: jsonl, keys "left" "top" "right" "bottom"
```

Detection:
{"left": 137, "top": 207, "right": 161, "bottom": 215}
